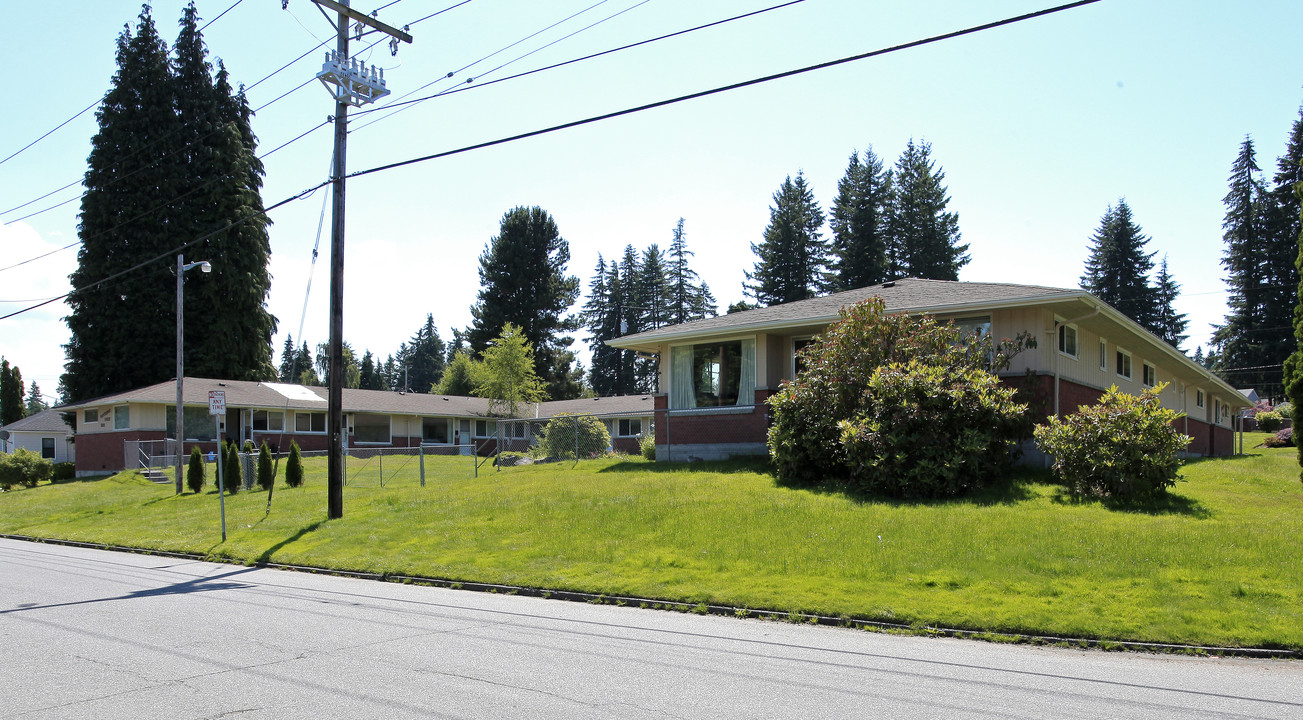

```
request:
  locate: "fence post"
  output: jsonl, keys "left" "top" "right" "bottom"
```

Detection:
{"left": 665, "top": 409, "right": 671, "bottom": 463}
{"left": 379, "top": 451, "right": 384, "bottom": 488}
{"left": 573, "top": 415, "right": 579, "bottom": 461}
{"left": 419, "top": 445, "right": 425, "bottom": 487}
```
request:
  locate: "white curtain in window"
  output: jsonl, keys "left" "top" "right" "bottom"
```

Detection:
{"left": 738, "top": 338, "right": 756, "bottom": 406}
{"left": 671, "top": 345, "right": 695, "bottom": 409}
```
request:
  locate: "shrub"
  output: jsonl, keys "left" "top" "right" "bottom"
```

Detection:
{"left": 222, "top": 442, "right": 241, "bottom": 494}
{"left": 1033, "top": 383, "right": 1190, "bottom": 500}
{"left": 51, "top": 462, "right": 76, "bottom": 481}
{"left": 1272, "top": 401, "right": 1293, "bottom": 419}
{"left": 243, "top": 440, "right": 254, "bottom": 453}
{"left": 0, "top": 448, "right": 53, "bottom": 490}
{"left": 537, "top": 413, "right": 611, "bottom": 460}
{"left": 285, "top": 440, "right": 304, "bottom": 487}
{"left": 1255, "top": 411, "right": 1284, "bottom": 433}
{"left": 767, "top": 297, "right": 1034, "bottom": 488}
{"left": 257, "top": 442, "right": 274, "bottom": 491}
{"left": 186, "top": 446, "right": 206, "bottom": 494}
{"left": 1264, "top": 427, "right": 1294, "bottom": 448}
{"left": 639, "top": 433, "right": 656, "bottom": 461}
{"left": 837, "top": 360, "right": 1027, "bottom": 498}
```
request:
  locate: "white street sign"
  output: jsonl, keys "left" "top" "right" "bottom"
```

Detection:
{"left": 208, "top": 390, "right": 226, "bottom": 416}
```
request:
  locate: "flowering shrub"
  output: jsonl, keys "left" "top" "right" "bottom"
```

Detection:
{"left": 1034, "top": 384, "right": 1190, "bottom": 500}
{"left": 1255, "top": 411, "right": 1284, "bottom": 433}
{"left": 1264, "top": 427, "right": 1294, "bottom": 448}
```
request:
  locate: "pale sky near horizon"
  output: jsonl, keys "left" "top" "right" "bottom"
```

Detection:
{"left": 2, "top": 0, "right": 1302, "bottom": 398}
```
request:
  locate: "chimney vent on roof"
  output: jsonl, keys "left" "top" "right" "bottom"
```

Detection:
{"left": 882, "top": 281, "right": 895, "bottom": 288}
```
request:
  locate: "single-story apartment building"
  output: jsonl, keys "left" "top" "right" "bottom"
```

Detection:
{"left": 606, "top": 278, "right": 1252, "bottom": 462}
{"left": 59, "top": 378, "right": 653, "bottom": 476}
{"left": 0, "top": 408, "right": 76, "bottom": 464}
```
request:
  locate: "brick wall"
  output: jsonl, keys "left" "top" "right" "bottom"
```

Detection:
{"left": 656, "top": 389, "right": 773, "bottom": 448}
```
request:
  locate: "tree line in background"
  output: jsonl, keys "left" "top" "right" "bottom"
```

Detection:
{"left": 745, "top": 139, "right": 970, "bottom": 306}
{"left": 60, "top": 3, "right": 275, "bottom": 404}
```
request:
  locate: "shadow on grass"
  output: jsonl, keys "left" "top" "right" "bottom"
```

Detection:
{"left": 256, "top": 520, "right": 325, "bottom": 564}
{"left": 1047, "top": 487, "right": 1213, "bottom": 518}
{"left": 597, "top": 457, "right": 774, "bottom": 475}
{"left": 787, "top": 467, "right": 1044, "bottom": 507}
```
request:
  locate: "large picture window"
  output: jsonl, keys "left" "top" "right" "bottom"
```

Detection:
{"left": 422, "top": 417, "right": 449, "bottom": 443}
{"left": 670, "top": 338, "right": 756, "bottom": 409}
{"left": 114, "top": 405, "right": 130, "bottom": 430}
{"left": 295, "top": 411, "right": 326, "bottom": 433}
{"left": 166, "top": 406, "right": 218, "bottom": 441}
{"left": 252, "top": 410, "right": 284, "bottom": 432}
{"left": 353, "top": 413, "right": 390, "bottom": 444}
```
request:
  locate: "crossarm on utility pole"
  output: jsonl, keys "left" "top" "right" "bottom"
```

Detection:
{"left": 310, "top": 0, "right": 413, "bottom": 42}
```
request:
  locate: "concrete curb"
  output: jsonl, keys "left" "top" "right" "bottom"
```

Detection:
{"left": 4, "top": 533, "right": 1297, "bottom": 660}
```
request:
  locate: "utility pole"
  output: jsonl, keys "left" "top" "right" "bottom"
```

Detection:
{"left": 309, "top": 0, "right": 411, "bottom": 519}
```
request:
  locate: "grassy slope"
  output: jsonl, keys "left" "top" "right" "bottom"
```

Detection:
{"left": 2, "top": 441, "right": 1300, "bottom": 649}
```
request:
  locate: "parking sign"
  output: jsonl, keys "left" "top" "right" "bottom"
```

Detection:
{"left": 208, "top": 390, "right": 226, "bottom": 416}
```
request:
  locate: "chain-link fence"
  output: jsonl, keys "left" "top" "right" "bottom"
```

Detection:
{"left": 492, "top": 412, "right": 655, "bottom": 469}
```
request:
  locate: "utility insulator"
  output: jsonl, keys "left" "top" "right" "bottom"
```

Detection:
{"left": 316, "top": 50, "right": 390, "bottom": 106}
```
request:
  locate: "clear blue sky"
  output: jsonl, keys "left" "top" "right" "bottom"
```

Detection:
{"left": 3, "top": 0, "right": 1302, "bottom": 397}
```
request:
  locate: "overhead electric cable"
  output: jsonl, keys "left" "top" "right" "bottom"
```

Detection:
{"left": 351, "top": 0, "right": 806, "bottom": 118}
{"left": 349, "top": 0, "right": 1103, "bottom": 183}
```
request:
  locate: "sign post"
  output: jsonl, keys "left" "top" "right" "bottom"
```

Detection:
{"left": 209, "top": 391, "right": 227, "bottom": 542}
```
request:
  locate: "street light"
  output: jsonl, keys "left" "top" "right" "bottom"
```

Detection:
{"left": 175, "top": 254, "right": 211, "bottom": 494}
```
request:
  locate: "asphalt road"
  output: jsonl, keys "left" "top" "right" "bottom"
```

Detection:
{"left": 1, "top": 537, "right": 1299, "bottom": 719}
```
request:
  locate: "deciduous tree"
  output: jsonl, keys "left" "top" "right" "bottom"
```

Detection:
{"left": 474, "top": 323, "right": 546, "bottom": 417}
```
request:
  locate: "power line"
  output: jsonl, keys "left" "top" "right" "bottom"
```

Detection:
{"left": 353, "top": 0, "right": 807, "bottom": 118}
{"left": 349, "top": 0, "right": 1104, "bottom": 183}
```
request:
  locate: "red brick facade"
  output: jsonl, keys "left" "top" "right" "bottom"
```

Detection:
{"left": 654, "top": 389, "right": 774, "bottom": 448}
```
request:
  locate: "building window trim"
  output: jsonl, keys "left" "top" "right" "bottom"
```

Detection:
{"left": 1142, "top": 362, "right": 1157, "bottom": 388}
{"left": 1115, "top": 347, "right": 1133, "bottom": 381}
{"left": 1057, "top": 322, "right": 1079, "bottom": 359}
{"left": 1196, "top": 389, "right": 1205, "bottom": 408}
{"left": 1098, "top": 338, "right": 1108, "bottom": 372}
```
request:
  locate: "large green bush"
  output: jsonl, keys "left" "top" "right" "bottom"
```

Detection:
{"left": 1255, "top": 411, "right": 1284, "bottom": 433}
{"left": 285, "top": 440, "right": 304, "bottom": 488}
{"left": 639, "top": 432, "right": 656, "bottom": 461}
{"left": 538, "top": 413, "right": 611, "bottom": 460}
{"left": 1033, "top": 383, "right": 1190, "bottom": 500}
{"left": 767, "top": 297, "right": 1033, "bottom": 490}
{"left": 51, "top": 462, "right": 76, "bottom": 481}
{"left": 257, "top": 442, "right": 274, "bottom": 491}
{"left": 186, "top": 446, "right": 206, "bottom": 494}
{"left": 0, "top": 448, "right": 53, "bottom": 490}
{"left": 838, "top": 360, "right": 1027, "bottom": 498}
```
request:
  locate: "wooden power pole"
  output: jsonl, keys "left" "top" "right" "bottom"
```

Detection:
{"left": 309, "top": 0, "right": 411, "bottom": 519}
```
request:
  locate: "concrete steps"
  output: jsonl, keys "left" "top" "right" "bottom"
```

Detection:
{"left": 141, "top": 468, "right": 171, "bottom": 484}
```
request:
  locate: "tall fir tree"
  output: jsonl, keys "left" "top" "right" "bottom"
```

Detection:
{"left": 744, "top": 172, "right": 828, "bottom": 306}
{"left": 396, "top": 314, "right": 446, "bottom": 392}
{"left": 829, "top": 147, "right": 893, "bottom": 290}
{"left": 1212, "top": 137, "right": 1282, "bottom": 396}
{"left": 278, "top": 335, "right": 297, "bottom": 382}
{"left": 635, "top": 244, "right": 671, "bottom": 392}
{"left": 26, "top": 381, "right": 48, "bottom": 416}
{"left": 467, "top": 206, "right": 581, "bottom": 400}
{"left": 1079, "top": 199, "right": 1160, "bottom": 331}
{"left": 888, "top": 139, "right": 968, "bottom": 280}
{"left": 582, "top": 255, "right": 622, "bottom": 395}
{"left": 666, "top": 218, "right": 716, "bottom": 323}
{"left": 1, "top": 358, "right": 26, "bottom": 425}
{"left": 62, "top": 7, "right": 183, "bottom": 403}
{"left": 1152, "top": 256, "right": 1188, "bottom": 349}
{"left": 1272, "top": 101, "right": 1303, "bottom": 403}
{"left": 62, "top": 5, "right": 275, "bottom": 403}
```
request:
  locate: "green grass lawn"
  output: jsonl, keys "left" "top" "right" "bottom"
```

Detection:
{"left": 2, "top": 439, "right": 1301, "bottom": 650}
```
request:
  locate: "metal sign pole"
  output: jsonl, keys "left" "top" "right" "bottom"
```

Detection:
{"left": 210, "top": 390, "right": 228, "bottom": 542}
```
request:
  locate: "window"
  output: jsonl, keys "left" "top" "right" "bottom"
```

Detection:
{"left": 1098, "top": 339, "right": 1108, "bottom": 371}
{"left": 793, "top": 337, "right": 814, "bottom": 377}
{"left": 617, "top": 418, "right": 643, "bottom": 437}
{"left": 1196, "top": 389, "right": 1205, "bottom": 408}
{"left": 1214, "top": 398, "right": 1222, "bottom": 424}
{"left": 41, "top": 438, "right": 55, "bottom": 459}
{"left": 422, "top": 417, "right": 449, "bottom": 443}
{"left": 353, "top": 413, "right": 390, "bottom": 443}
{"left": 1057, "top": 323, "right": 1078, "bottom": 358}
{"left": 1115, "top": 348, "right": 1133, "bottom": 380}
{"left": 1143, "top": 362, "right": 1157, "bottom": 387}
{"left": 474, "top": 419, "right": 496, "bottom": 438}
{"left": 83, "top": 409, "right": 98, "bottom": 424}
{"left": 295, "top": 411, "right": 326, "bottom": 433}
{"left": 252, "top": 410, "right": 284, "bottom": 432}
{"left": 669, "top": 338, "right": 756, "bottom": 409}
{"left": 165, "top": 406, "right": 217, "bottom": 441}
{"left": 114, "top": 405, "right": 130, "bottom": 430}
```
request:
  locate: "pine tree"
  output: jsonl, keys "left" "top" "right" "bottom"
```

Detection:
{"left": 635, "top": 244, "right": 670, "bottom": 391}
{"left": 829, "top": 147, "right": 893, "bottom": 290}
{"left": 582, "top": 255, "right": 622, "bottom": 396}
{"left": 745, "top": 172, "right": 828, "bottom": 306}
{"left": 889, "top": 139, "right": 968, "bottom": 280}
{"left": 1213, "top": 137, "right": 1281, "bottom": 395}
{"left": 1152, "top": 256, "right": 1188, "bottom": 349}
{"left": 278, "top": 335, "right": 297, "bottom": 382}
{"left": 25, "top": 382, "right": 48, "bottom": 416}
{"left": 396, "top": 315, "right": 446, "bottom": 393}
{"left": 1272, "top": 101, "right": 1303, "bottom": 403}
{"left": 1079, "top": 199, "right": 1160, "bottom": 330}
{"left": 666, "top": 218, "right": 716, "bottom": 322}
{"left": 294, "top": 343, "right": 317, "bottom": 385}
{"left": 1, "top": 358, "right": 26, "bottom": 425}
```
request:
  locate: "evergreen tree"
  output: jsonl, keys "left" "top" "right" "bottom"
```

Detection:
{"left": 1213, "top": 137, "right": 1283, "bottom": 396}
{"left": 666, "top": 218, "right": 716, "bottom": 322}
{"left": 294, "top": 342, "right": 317, "bottom": 385}
{"left": 395, "top": 315, "right": 446, "bottom": 393}
{"left": 278, "top": 335, "right": 297, "bottom": 382}
{"left": 744, "top": 172, "right": 828, "bottom": 306}
{"left": 1273, "top": 101, "right": 1303, "bottom": 402}
{"left": 358, "top": 350, "right": 387, "bottom": 391}
{"left": 63, "top": 7, "right": 183, "bottom": 403}
{"left": 62, "top": 5, "right": 274, "bottom": 403}
{"left": 467, "top": 207, "right": 581, "bottom": 399}
{"left": 1, "top": 358, "right": 26, "bottom": 425}
{"left": 582, "top": 255, "right": 622, "bottom": 396}
{"left": 474, "top": 323, "right": 546, "bottom": 417}
{"left": 635, "top": 244, "right": 670, "bottom": 391}
{"left": 829, "top": 147, "right": 893, "bottom": 290}
{"left": 1079, "top": 199, "right": 1160, "bottom": 330}
{"left": 1152, "top": 256, "right": 1188, "bottom": 349}
{"left": 889, "top": 139, "right": 968, "bottom": 280}
{"left": 186, "top": 446, "right": 205, "bottom": 494}
{"left": 26, "top": 382, "right": 48, "bottom": 416}
{"left": 613, "top": 244, "right": 642, "bottom": 394}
